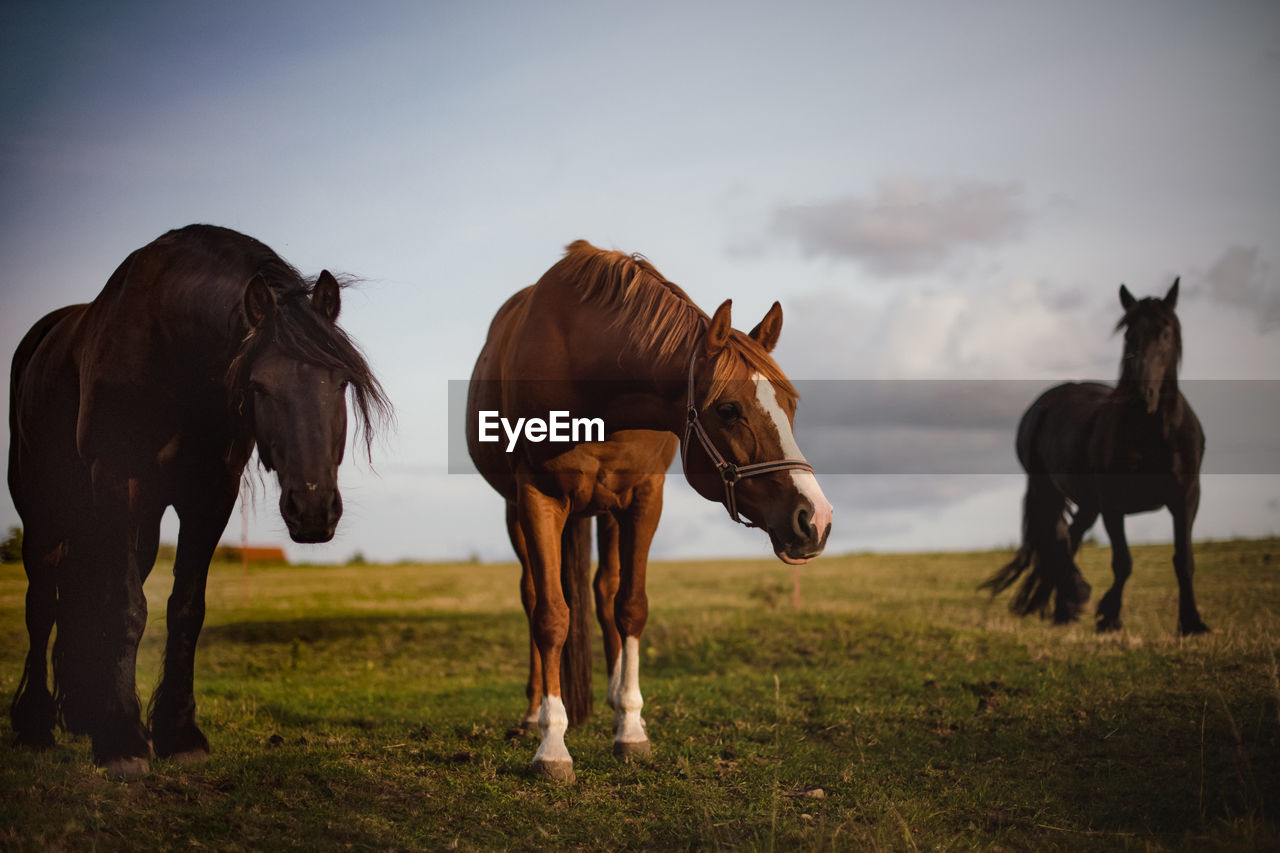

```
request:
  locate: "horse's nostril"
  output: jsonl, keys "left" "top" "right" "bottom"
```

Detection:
{"left": 793, "top": 505, "right": 812, "bottom": 538}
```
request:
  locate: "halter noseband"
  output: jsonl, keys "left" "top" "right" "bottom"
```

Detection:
{"left": 681, "top": 344, "right": 815, "bottom": 526}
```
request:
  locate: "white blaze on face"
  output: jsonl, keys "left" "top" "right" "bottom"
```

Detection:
{"left": 752, "top": 373, "right": 834, "bottom": 538}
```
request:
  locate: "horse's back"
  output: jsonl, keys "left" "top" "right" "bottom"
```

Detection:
{"left": 73, "top": 226, "right": 273, "bottom": 474}
{"left": 1015, "top": 381, "right": 1111, "bottom": 475}
{"left": 466, "top": 284, "right": 678, "bottom": 506}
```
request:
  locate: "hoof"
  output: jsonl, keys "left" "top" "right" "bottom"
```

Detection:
{"left": 530, "top": 759, "right": 576, "bottom": 783}
{"left": 1179, "top": 621, "right": 1211, "bottom": 636}
{"left": 154, "top": 728, "right": 210, "bottom": 762}
{"left": 166, "top": 747, "right": 211, "bottom": 767}
{"left": 102, "top": 756, "right": 151, "bottom": 781}
{"left": 1095, "top": 616, "right": 1122, "bottom": 633}
{"left": 613, "top": 739, "right": 651, "bottom": 760}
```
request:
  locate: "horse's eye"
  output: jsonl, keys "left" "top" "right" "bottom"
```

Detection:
{"left": 716, "top": 402, "right": 741, "bottom": 423}
{"left": 248, "top": 380, "right": 267, "bottom": 396}
{"left": 339, "top": 380, "right": 350, "bottom": 392}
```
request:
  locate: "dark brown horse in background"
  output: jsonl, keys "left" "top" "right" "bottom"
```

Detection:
{"left": 983, "top": 279, "right": 1208, "bottom": 635}
{"left": 468, "top": 241, "right": 832, "bottom": 782}
{"left": 8, "top": 225, "right": 389, "bottom": 777}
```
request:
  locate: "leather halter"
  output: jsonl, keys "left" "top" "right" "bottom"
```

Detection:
{"left": 681, "top": 345, "right": 816, "bottom": 526}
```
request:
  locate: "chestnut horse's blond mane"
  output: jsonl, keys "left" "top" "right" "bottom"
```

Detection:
{"left": 553, "top": 240, "right": 798, "bottom": 405}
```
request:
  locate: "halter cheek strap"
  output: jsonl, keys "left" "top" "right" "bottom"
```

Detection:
{"left": 681, "top": 346, "right": 815, "bottom": 526}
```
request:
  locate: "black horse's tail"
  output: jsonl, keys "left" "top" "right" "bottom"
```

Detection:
{"left": 981, "top": 475, "right": 1090, "bottom": 622}
{"left": 558, "top": 517, "right": 593, "bottom": 726}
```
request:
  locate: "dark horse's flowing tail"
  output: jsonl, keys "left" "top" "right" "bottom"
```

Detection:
{"left": 558, "top": 517, "right": 593, "bottom": 725}
{"left": 981, "top": 474, "right": 1091, "bottom": 624}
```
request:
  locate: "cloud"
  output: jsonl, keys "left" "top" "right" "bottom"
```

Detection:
{"left": 771, "top": 178, "right": 1028, "bottom": 275}
{"left": 1203, "top": 246, "right": 1280, "bottom": 332}
{"left": 778, "top": 276, "right": 1112, "bottom": 382}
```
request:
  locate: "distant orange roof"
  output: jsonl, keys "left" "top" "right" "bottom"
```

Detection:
{"left": 214, "top": 544, "right": 288, "bottom": 563}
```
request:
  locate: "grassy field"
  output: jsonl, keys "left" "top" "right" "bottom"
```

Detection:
{"left": 1, "top": 538, "right": 1277, "bottom": 851}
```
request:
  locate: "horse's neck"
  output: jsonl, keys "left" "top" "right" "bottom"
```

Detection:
{"left": 551, "top": 325, "right": 687, "bottom": 435}
{"left": 601, "top": 335, "right": 693, "bottom": 433}
{"left": 1113, "top": 373, "right": 1183, "bottom": 434}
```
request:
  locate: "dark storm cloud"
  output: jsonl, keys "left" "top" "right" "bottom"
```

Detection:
{"left": 793, "top": 380, "right": 1031, "bottom": 475}
{"left": 771, "top": 178, "right": 1028, "bottom": 275}
{"left": 792, "top": 379, "right": 1280, "bottom": 475}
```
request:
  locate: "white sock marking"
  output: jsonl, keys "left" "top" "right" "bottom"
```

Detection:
{"left": 615, "top": 636, "right": 647, "bottom": 745}
{"left": 532, "top": 694, "right": 572, "bottom": 765}
{"left": 607, "top": 651, "right": 623, "bottom": 711}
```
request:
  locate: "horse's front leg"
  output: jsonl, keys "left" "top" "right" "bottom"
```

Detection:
{"left": 150, "top": 468, "right": 240, "bottom": 764}
{"left": 611, "top": 475, "right": 664, "bottom": 760}
{"left": 594, "top": 514, "right": 623, "bottom": 715}
{"left": 517, "top": 483, "right": 574, "bottom": 782}
{"left": 1096, "top": 511, "right": 1131, "bottom": 632}
{"left": 1173, "top": 485, "right": 1209, "bottom": 635}
{"left": 79, "top": 471, "right": 156, "bottom": 778}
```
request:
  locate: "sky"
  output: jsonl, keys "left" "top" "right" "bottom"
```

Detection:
{"left": 2, "top": 1, "right": 1279, "bottom": 565}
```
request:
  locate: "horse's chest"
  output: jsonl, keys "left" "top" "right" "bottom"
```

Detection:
{"left": 569, "top": 477, "right": 634, "bottom": 514}
{"left": 1092, "top": 470, "right": 1171, "bottom": 514}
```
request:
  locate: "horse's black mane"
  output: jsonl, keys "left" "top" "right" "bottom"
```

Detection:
{"left": 226, "top": 254, "right": 391, "bottom": 460}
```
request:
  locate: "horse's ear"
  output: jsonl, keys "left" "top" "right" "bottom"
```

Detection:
{"left": 1164, "top": 277, "right": 1180, "bottom": 310}
{"left": 748, "top": 301, "right": 783, "bottom": 353}
{"left": 1119, "top": 284, "right": 1136, "bottom": 311}
{"left": 313, "top": 270, "right": 342, "bottom": 323}
{"left": 706, "top": 300, "right": 733, "bottom": 357}
{"left": 243, "top": 274, "right": 276, "bottom": 330}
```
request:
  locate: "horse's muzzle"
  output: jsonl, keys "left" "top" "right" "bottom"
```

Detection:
{"left": 769, "top": 498, "right": 831, "bottom": 565}
{"left": 280, "top": 487, "right": 343, "bottom": 544}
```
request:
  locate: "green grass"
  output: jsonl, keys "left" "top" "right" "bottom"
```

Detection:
{"left": 1, "top": 539, "right": 1278, "bottom": 851}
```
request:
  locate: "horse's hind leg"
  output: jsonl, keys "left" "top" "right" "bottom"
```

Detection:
{"left": 1016, "top": 475, "right": 1086, "bottom": 624}
{"left": 506, "top": 501, "right": 542, "bottom": 733}
{"left": 594, "top": 514, "right": 623, "bottom": 715}
{"left": 1096, "top": 511, "right": 1131, "bottom": 632}
{"left": 1067, "top": 504, "right": 1098, "bottom": 555}
{"left": 1063, "top": 503, "right": 1096, "bottom": 608}
{"left": 10, "top": 537, "right": 60, "bottom": 749}
{"left": 150, "top": 472, "right": 239, "bottom": 763}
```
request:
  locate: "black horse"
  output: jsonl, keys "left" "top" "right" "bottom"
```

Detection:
{"left": 982, "top": 279, "right": 1208, "bottom": 635}
{"left": 8, "top": 225, "right": 390, "bottom": 777}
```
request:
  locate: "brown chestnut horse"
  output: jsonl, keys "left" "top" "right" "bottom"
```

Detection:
{"left": 8, "top": 225, "right": 389, "bottom": 777}
{"left": 467, "top": 240, "right": 832, "bottom": 781}
{"left": 983, "top": 279, "right": 1208, "bottom": 635}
